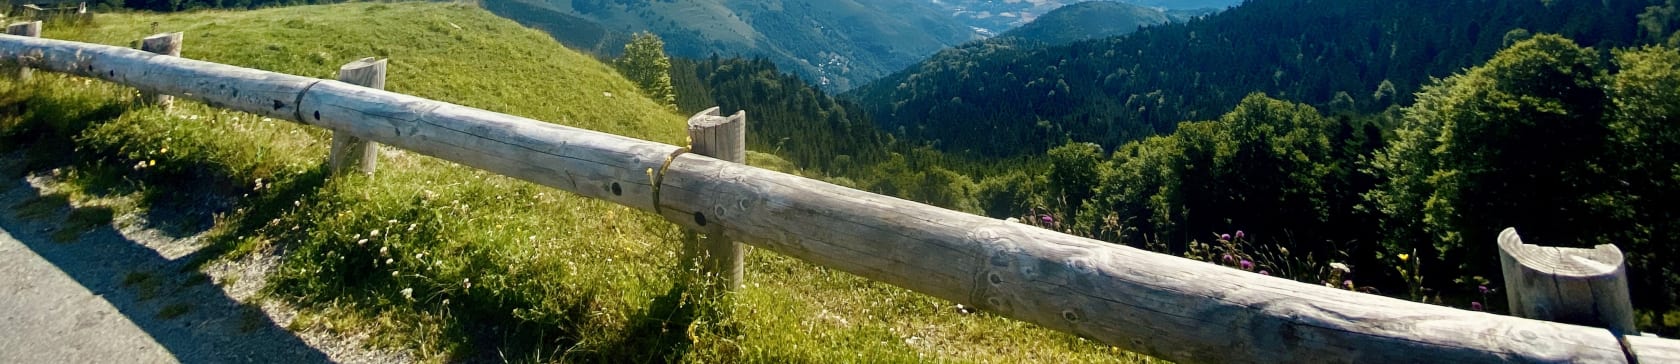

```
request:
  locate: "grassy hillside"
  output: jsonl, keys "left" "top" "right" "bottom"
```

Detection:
{"left": 0, "top": 2, "right": 1150, "bottom": 362}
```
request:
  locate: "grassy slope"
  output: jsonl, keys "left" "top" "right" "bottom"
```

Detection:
{"left": 0, "top": 2, "right": 1151, "bottom": 363}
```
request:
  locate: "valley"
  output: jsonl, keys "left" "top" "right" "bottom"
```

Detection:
{"left": 5, "top": 0, "right": 1680, "bottom": 361}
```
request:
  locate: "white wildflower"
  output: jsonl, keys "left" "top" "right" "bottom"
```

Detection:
{"left": 1329, "top": 262, "right": 1351, "bottom": 274}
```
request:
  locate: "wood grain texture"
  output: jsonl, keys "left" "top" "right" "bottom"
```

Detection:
{"left": 1498, "top": 228, "right": 1637, "bottom": 335}
{"left": 1629, "top": 334, "right": 1680, "bottom": 362}
{"left": 139, "top": 32, "right": 183, "bottom": 109}
{"left": 685, "top": 107, "right": 747, "bottom": 289}
{"left": 4, "top": 22, "right": 40, "bottom": 80}
{"left": 0, "top": 34, "right": 319, "bottom": 122}
{"left": 3, "top": 33, "right": 1678, "bottom": 364}
{"left": 328, "top": 57, "right": 385, "bottom": 176}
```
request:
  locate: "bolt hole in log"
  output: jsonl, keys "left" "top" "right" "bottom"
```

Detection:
{"left": 138, "top": 32, "right": 182, "bottom": 109}
{"left": 313, "top": 110, "right": 320, "bottom": 120}
{"left": 1063, "top": 310, "right": 1080, "bottom": 322}
{"left": 988, "top": 272, "right": 1003, "bottom": 285}
{"left": 610, "top": 182, "right": 622, "bottom": 196}
{"left": 693, "top": 211, "right": 707, "bottom": 226}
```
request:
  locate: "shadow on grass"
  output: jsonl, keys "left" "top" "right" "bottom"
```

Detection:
{"left": 177, "top": 164, "right": 332, "bottom": 271}
{"left": 604, "top": 279, "right": 704, "bottom": 362}
{"left": 0, "top": 170, "right": 333, "bottom": 363}
{"left": 455, "top": 270, "right": 711, "bottom": 363}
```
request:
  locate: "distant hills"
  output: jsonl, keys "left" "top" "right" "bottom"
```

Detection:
{"left": 848, "top": 0, "right": 1657, "bottom": 157}
{"left": 484, "top": 0, "right": 1224, "bottom": 92}
{"left": 927, "top": 0, "right": 1237, "bottom": 36}
{"left": 487, "top": 0, "right": 982, "bottom": 91}
{"left": 997, "top": 1, "right": 1185, "bottom": 46}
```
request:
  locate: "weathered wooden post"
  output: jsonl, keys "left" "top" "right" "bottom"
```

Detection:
{"left": 1497, "top": 227, "right": 1638, "bottom": 335}
{"left": 328, "top": 57, "right": 386, "bottom": 176}
{"left": 139, "top": 32, "right": 182, "bottom": 109}
{"left": 685, "top": 107, "right": 746, "bottom": 290}
{"left": 5, "top": 21, "right": 41, "bottom": 80}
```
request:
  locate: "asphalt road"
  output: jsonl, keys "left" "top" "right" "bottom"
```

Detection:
{"left": 0, "top": 225, "right": 177, "bottom": 363}
{"left": 0, "top": 170, "right": 337, "bottom": 363}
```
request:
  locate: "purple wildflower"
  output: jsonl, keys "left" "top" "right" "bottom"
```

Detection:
{"left": 1478, "top": 285, "right": 1490, "bottom": 295}
{"left": 1258, "top": 270, "right": 1270, "bottom": 276}
{"left": 1343, "top": 280, "right": 1354, "bottom": 289}
{"left": 1221, "top": 254, "right": 1234, "bottom": 264}
{"left": 1471, "top": 302, "right": 1484, "bottom": 311}
{"left": 1220, "top": 233, "right": 1232, "bottom": 241}
{"left": 1040, "top": 214, "right": 1054, "bottom": 224}
{"left": 1235, "top": 230, "right": 1246, "bottom": 239}
{"left": 1239, "top": 260, "right": 1254, "bottom": 271}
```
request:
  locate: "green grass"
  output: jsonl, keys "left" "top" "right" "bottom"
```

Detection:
{"left": 0, "top": 3, "right": 1155, "bottom": 363}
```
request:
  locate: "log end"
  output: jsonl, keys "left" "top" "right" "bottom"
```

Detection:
{"left": 339, "top": 57, "right": 386, "bottom": 73}
{"left": 1497, "top": 228, "right": 1624, "bottom": 278}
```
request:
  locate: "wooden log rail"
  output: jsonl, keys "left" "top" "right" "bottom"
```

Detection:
{"left": 2, "top": 32, "right": 1678, "bottom": 363}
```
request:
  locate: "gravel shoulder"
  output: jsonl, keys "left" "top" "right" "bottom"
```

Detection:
{"left": 0, "top": 156, "right": 409, "bottom": 363}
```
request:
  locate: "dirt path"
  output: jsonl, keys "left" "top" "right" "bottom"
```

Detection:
{"left": 0, "top": 157, "right": 409, "bottom": 363}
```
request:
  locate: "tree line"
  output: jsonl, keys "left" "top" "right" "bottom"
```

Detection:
{"left": 848, "top": 0, "right": 1660, "bottom": 157}
{"left": 1017, "top": 36, "right": 1680, "bottom": 334}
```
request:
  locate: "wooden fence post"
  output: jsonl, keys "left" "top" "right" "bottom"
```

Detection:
{"left": 685, "top": 107, "right": 746, "bottom": 290}
{"left": 328, "top": 57, "right": 386, "bottom": 176}
{"left": 1497, "top": 227, "right": 1638, "bottom": 334}
{"left": 5, "top": 21, "right": 41, "bottom": 80}
{"left": 139, "top": 32, "right": 182, "bottom": 109}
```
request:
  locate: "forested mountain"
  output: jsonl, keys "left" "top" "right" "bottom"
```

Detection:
{"left": 483, "top": 0, "right": 983, "bottom": 91}
{"left": 670, "top": 56, "right": 1010, "bottom": 213}
{"left": 673, "top": 57, "right": 891, "bottom": 174}
{"left": 996, "top": 1, "right": 1174, "bottom": 46}
{"left": 850, "top": 0, "right": 1658, "bottom": 157}
{"left": 480, "top": 0, "right": 632, "bottom": 56}
{"left": 927, "top": 0, "right": 1235, "bottom": 36}
{"left": 1029, "top": 35, "right": 1680, "bottom": 334}
{"left": 1124, "top": 0, "right": 1242, "bottom": 9}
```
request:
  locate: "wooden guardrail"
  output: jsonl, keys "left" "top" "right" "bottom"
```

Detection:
{"left": 3, "top": 27, "right": 1679, "bottom": 363}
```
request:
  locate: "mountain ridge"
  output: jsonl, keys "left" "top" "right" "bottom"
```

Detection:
{"left": 849, "top": 0, "right": 1655, "bottom": 157}
{"left": 491, "top": 0, "right": 983, "bottom": 91}
{"left": 996, "top": 1, "right": 1175, "bottom": 46}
